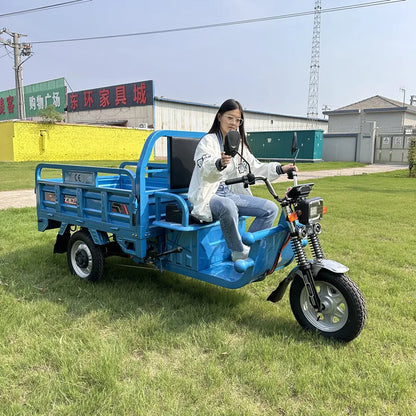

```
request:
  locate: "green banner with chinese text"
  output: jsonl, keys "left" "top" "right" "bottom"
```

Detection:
{"left": 0, "top": 78, "right": 66, "bottom": 120}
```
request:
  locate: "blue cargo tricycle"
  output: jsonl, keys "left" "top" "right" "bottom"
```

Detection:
{"left": 35, "top": 129, "right": 366, "bottom": 342}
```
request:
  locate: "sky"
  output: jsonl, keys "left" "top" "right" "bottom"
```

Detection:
{"left": 0, "top": 0, "right": 413, "bottom": 118}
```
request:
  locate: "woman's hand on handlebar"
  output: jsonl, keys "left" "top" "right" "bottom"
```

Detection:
{"left": 281, "top": 164, "right": 298, "bottom": 174}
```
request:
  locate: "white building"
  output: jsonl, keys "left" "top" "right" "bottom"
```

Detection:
{"left": 154, "top": 97, "right": 327, "bottom": 132}
{"left": 323, "top": 95, "right": 416, "bottom": 164}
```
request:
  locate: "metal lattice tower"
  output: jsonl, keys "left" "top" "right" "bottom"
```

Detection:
{"left": 307, "top": 0, "right": 322, "bottom": 120}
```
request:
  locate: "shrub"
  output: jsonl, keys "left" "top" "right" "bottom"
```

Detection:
{"left": 37, "top": 104, "right": 64, "bottom": 123}
{"left": 409, "top": 137, "right": 416, "bottom": 177}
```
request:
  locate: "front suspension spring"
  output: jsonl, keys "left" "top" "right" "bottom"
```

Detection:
{"left": 291, "top": 237, "right": 309, "bottom": 269}
{"left": 309, "top": 233, "right": 325, "bottom": 259}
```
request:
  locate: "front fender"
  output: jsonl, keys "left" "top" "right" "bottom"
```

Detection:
{"left": 285, "top": 258, "right": 349, "bottom": 281}
{"left": 310, "top": 258, "right": 349, "bottom": 275}
{"left": 267, "top": 259, "right": 349, "bottom": 303}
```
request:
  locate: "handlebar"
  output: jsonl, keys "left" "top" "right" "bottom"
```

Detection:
{"left": 224, "top": 173, "right": 312, "bottom": 203}
{"left": 224, "top": 176, "right": 248, "bottom": 185}
{"left": 287, "top": 168, "right": 298, "bottom": 186}
{"left": 224, "top": 173, "right": 256, "bottom": 186}
{"left": 225, "top": 175, "right": 279, "bottom": 199}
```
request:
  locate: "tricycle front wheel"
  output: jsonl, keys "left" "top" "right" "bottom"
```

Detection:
{"left": 289, "top": 270, "right": 366, "bottom": 342}
{"left": 67, "top": 230, "right": 105, "bottom": 282}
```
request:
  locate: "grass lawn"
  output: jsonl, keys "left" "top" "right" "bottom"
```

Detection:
{"left": 0, "top": 160, "right": 366, "bottom": 192}
{"left": 0, "top": 170, "right": 415, "bottom": 415}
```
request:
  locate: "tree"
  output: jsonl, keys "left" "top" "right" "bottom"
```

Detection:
{"left": 38, "top": 104, "right": 64, "bottom": 123}
{"left": 408, "top": 138, "right": 415, "bottom": 178}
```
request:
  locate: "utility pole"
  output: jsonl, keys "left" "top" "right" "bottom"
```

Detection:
{"left": 307, "top": 0, "right": 322, "bottom": 123}
{"left": 0, "top": 28, "right": 32, "bottom": 119}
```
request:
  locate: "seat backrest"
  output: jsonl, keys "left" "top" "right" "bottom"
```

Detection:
{"left": 169, "top": 136, "right": 200, "bottom": 190}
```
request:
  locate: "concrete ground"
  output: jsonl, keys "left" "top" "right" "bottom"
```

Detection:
{"left": 0, "top": 164, "right": 407, "bottom": 210}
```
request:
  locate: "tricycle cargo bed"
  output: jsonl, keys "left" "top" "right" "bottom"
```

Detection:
{"left": 36, "top": 165, "right": 137, "bottom": 231}
{"left": 35, "top": 130, "right": 206, "bottom": 261}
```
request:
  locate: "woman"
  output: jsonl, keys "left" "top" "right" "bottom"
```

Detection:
{"left": 188, "top": 99, "right": 297, "bottom": 261}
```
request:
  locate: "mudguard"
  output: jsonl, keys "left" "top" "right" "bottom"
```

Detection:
{"left": 310, "top": 258, "right": 349, "bottom": 275}
{"left": 267, "top": 258, "right": 349, "bottom": 303}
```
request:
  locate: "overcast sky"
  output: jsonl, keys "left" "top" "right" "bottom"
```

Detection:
{"left": 0, "top": 0, "right": 413, "bottom": 118}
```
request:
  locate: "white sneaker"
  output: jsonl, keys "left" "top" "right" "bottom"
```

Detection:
{"left": 231, "top": 244, "right": 250, "bottom": 262}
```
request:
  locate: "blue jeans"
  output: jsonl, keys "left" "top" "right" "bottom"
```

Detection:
{"left": 209, "top": 185, "right": 278, "bottom": 252}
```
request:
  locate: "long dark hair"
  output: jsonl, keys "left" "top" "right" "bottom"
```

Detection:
{"left": 208, "top": 99, "right": 251, "bottom": 154}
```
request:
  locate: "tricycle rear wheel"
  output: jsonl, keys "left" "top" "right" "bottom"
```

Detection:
{"left": 289, "top": 270, "right": 366, "bottom": 342}
{"left": 67, "top": 230, "right": 105, "bottom": 282}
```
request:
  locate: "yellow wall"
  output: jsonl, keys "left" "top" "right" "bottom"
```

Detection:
{"left": 0, "top": 121, "right": 153, "bottom": 161}
{"left": 0, "top": 121, "right": 15, "bottom": 161}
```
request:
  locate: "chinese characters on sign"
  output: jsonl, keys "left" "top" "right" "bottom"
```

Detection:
{"left": 67, "top": 80, "right": 153, "bottom": 112}
{"left": 0, "top": 96, "right": 15, "bottom": 115}
{"left": 0, "top": 78, "right": 66, "bottom": 120}
{"left": 28, "top": 91, "right": 61, "bottom": 111}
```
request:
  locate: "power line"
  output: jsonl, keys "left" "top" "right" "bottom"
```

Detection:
{"left": 0, "top": 45, "right": 12, "bottom": 59}
{"left": 0, "top": 0, "right": 92, "bottom": 18}
{"left": 30, "top": 0, "right": 405, "bottom": 45}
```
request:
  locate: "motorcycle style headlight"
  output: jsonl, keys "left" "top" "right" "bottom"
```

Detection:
{"left": 295, "top": 197, "right": 324, "bottom": 225}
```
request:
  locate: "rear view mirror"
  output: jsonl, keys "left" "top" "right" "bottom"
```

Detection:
{"left": 224, "top": 130, "right": 241, "bottom": 157}
{"left": 292, "top": 132, "right": 298, "bottom": 154}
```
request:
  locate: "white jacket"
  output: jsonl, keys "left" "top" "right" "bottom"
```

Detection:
{"left": 188, "top": 132, "right": 282, "bottom": 222}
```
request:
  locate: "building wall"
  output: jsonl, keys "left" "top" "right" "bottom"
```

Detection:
{"left": 154, "top": 98, "right": 328, "bottom": 132}
{"left": 362, "top": 112, "right": 403, "bottom": 135}
{"left": 323, "top": 134, "right": 358, "bottom": 162}
{"left": 327, "top": 114, "right": 361, "bottom": 133}
{"left": 404, "top": 112, "right": 416, "bottom": 129}
{"left": 0, "top": 121, "right": 15, "bottom": 161}
{"left": 327, "top": 111, "right": 405, "bottom": 135}
{"left": 66, "top": 105, "right": 154, "bottom": 128}
{"left": 154, "top": 100, "right": 215, "bottom": 132}
{"left": 0, "top": 121, "right": 151, "bottom": 162}
{"left": 244, "top": 112, "right": 327, "bottom": 132}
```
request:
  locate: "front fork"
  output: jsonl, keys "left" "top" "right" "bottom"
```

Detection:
{"left": 284, "top": 205, "right": 323, "bottom": 313}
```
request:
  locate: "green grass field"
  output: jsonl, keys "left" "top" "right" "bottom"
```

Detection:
{"left": 0, "top": 169, "right": 415, "bottom": 415}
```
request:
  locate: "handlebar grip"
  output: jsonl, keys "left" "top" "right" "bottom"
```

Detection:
{"left": 224, "top": 177, "right": 245, "bottom": 185}
{"left": 287, "top": 168, "right": 295, "bottom": 180}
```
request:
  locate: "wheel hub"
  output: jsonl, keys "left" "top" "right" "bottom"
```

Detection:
{"left": 300, "top": 281, "right": 348, "bottom": 332}
{"left": 75, "top": 249, "right": 89, "bottom": 268}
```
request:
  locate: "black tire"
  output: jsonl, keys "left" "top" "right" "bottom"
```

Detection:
{"left": 67, "top": 230, "right": 105, "bottom": 282}
{"left": 289, "top": 270, "right": 366, "bottom": 342}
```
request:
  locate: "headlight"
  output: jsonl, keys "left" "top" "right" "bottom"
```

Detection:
{"left": 295, "top": 197, "right": 324, "bottom": 225}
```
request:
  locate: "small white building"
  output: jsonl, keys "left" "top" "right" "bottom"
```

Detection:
{"left": 323, "top": 95, "right": 416, "bottom": 164}
{"left": 154, "top": 97, "right": 327, "bottom": 133}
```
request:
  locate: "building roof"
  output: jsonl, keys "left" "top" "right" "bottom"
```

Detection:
{"left": 154, "top": 96, "right": 327, "bottom": 122}
{"left": 324, "top": 95, "right": 416, "bottom": 115}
